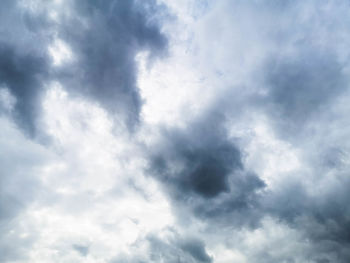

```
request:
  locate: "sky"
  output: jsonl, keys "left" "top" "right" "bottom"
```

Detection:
{"left": 1, "top": 0, "right": 350, "bottom": 262}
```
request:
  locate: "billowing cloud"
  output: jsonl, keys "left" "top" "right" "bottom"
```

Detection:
{"left": 0, "top": 44, "right": 48, "bottom": 135}
{"left": 185, "top": 0, "right": 350, "bottom": 261}
{"left": 147, "top": 108, "right": 266, "bottom": 228}
{"left": 57, "top": 0, "right": 168, "bottom": 129}
{"left": 2, "top": 0, "right": 350, "bottom": 262}
{"left": 0, "top": 0, "right": 167, "bottom": 135}
{"left": 263, "top": 48, "right": 347, "bottom": 135}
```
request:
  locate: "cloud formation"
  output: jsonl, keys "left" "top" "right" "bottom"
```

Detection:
{"left": 0, "top": 0, "right": 167, "bottom": 135}
{"left": 148, "top": 109, "right": 266, "bottom": 228}
{"left": 1, "top": 0, "right": 350, "bottom": 262}
{"left": 58, "top": 0, "right": 168, "bottom": 129}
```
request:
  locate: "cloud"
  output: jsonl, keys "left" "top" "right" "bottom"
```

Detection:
{"left": 0, "top": 91, "right": 175, "bottom": 262}
{"left": 179, "top": 238, "right": 212, "bottom": 263}
{"left": 72, "top": 244, "right": 89, "bottom": 257}
{"left": 0, "top": 0, "right": 168, "bottom": 136}
{"left": 165, "top": 0, "right": 350, "bottom": 261}
{"left": 0, "top": 117, "right": 53, "bottom": 261}
{"left": 57, "top": 0, "right": 168, "bottom": 129}
{"left": 261, "top": 172, "right": 350, "bottom": 262}
{"left": 0, "top": 0, "right": 51, "bottom": 136}
{"left": 261, "top": 47, "right": 347, "bottom": 137}
{"left": 147, "top": 108, "right": 266, "bottom": 228}
{"left": 0, "top": 44, "right": 48, "bottom": 136}
{"left": 2, "top": 0, "right": 350, "bottom": 262}
{"left": 149, "top": 111, "right": 242, "bottom": 198}
{"left": 111, "top": 231, "right": 213, "bottom": 263}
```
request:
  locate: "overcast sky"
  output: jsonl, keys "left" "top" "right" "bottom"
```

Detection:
{"left": 1, "top": 0, "right": 350, "bottom": 262}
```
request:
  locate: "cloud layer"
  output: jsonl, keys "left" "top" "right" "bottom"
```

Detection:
{"left": 1, "top": 0, "right": 350, "bottom": 262}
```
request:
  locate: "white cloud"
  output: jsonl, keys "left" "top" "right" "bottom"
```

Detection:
{"left": 2, "top": 0, "right": 350, "bottom": 262}
{"left": 1, "top": 82, "right": 175, "bottom": 262}
{"left": 0, "top": 86, "right": 16, "bottom": 112}
{"left": 48, "top": 39, "right": 74, "bottom": 67}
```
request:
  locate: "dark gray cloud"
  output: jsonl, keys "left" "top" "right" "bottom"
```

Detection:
{"left": 73, "top": 244, "right": 89, "bottom": 257}
{"left": 0, "top": 0, "right": 50, "bottom": 136}
{"left": 2, "top": 0, "right": 350, "bottom": 262}
{"left": 0, "top": 0, "right": 168, "bottom": 135}
{"left": 253, "top": 60, "right": 350, "bottom": 261}
{"left": 146, "top": 234, "right": 212, "bottom": 263}
{"left": 0, "top": 43, "right": 48, "bottom": 136}
{"left": 190, "top": 1, "right": 350, "bottom": 260}
{"left": 178, "top": 237, "right": 213, "bottom": 263}
{"left": 148, "top": 109, "right": 265, "bottom": 228}
{"left": 58, "top": 0, "right": 168, "bottom": 129}
{"left": 111, "top": 232, "right": 212, "bottom": 263}
{"left": 143, "top": 1, "right": 350, "bottom": 261}
{"left": 243, "top": 3, "right": 350, "bottom": 260}
{"left": 149, "top": 113, "right": 242, "bottom": 199}
{"left": 261, "top": 172, "right": 350, "bottom": 262}
{"left": 261, "top": 48, "right": 347, "bottom": 137}
{"left": 0, "top": 2, "right": 168, "bottom": 261}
